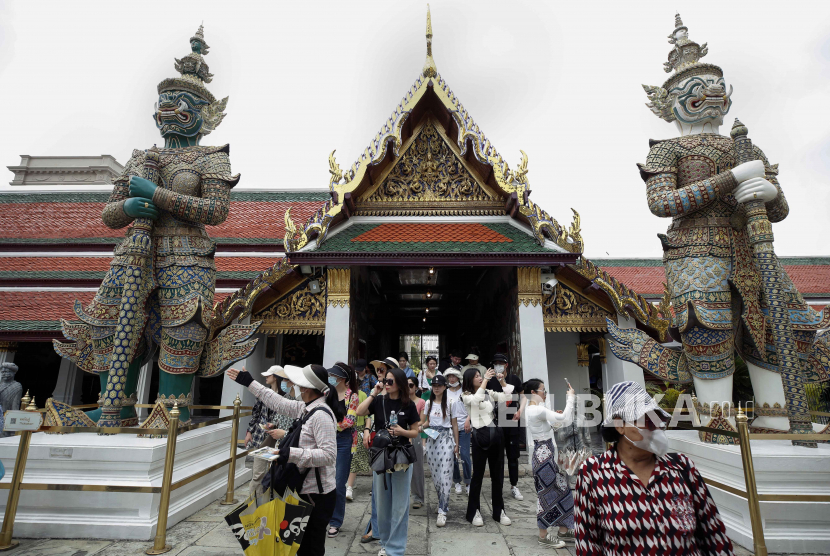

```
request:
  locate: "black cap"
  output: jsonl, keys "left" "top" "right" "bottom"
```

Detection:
{"left": 432, "top": 374, "right": 448, "bottom": 387}
{"left": 491, "top": 353, "right": 508, "bottom": 364}
{"left": 355, "top": 358, "right": 367, "bottom": 369}
{"left": 326, "top": 363, "right": 350, "bottom": 380}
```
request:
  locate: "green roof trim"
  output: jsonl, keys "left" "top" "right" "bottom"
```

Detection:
{"left": 0, "top": 270, "right": 266, "bottom": 280}
{"left": 0, "top": 190, "right": 328, "bottom": 204}
{"left": 0, "top": 237, "right": 283, "bottom": 245}
{"left": 594, "top": 257, "right": 830, "bottom": 266}
{"left": 316, "top": 223, "right": 556, "bottom": 253}
{"left": 0, "top": 320, "right": 62, "bottom": 331}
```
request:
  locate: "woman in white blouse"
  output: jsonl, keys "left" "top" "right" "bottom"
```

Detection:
{"left": 461, "top": 367, "right": 514, "bottom": 527}
{"left": 523, "top": 378, "right": 576, "bottom": 549}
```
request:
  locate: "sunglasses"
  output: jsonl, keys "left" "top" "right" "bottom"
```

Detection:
{"left": 384, "top": 379, "right": 395, "bottom": 386}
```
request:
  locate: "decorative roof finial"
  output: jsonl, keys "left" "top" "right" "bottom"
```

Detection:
{"left": 663, "top": 13, "right": 708, "bottom": 74}
{"left": 423, "top": 5, "right": 437, "bottom": 78}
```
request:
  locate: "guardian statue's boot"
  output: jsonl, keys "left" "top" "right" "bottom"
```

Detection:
{"left": 607, "top": 15, "right": 830, "bottom": 445}
{"left": 54, "top": 25, "right": 259, "bottom": 430}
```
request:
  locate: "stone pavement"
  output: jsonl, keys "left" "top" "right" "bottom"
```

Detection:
{"left": 2, "top": 459, "right": 822, "bottom": 555}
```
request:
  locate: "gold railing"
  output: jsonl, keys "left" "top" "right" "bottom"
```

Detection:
{"left": 0, "top": 394, "right": 254, "bottom": 555}
{"left": 671, "top": 407, "right": 830, "bottom": 556}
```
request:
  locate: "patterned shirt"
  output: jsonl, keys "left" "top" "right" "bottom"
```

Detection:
{"left": 358, "top": 373, "right": 378, "bottom": 396}
{"left": 574, "top": 447, "right": 734, "bottom": 556}
{"left": 248, "top": 381, "right": 337, "bottom": 494}
{"left": 246, "top": 399, "right": 280, "bottom": 448}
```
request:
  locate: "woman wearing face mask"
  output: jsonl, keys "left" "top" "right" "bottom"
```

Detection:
{"left": 443, "top": 367, "right": 471, "bottom": 495}
{"left": 574, "top": 381, "right": 734, "bottom": 556}
{"left": 407, "top": 376, "right": 426, "bottom": 510}
{"left": 417, "top": 374, "right": 459, "bottom": 527}
{"left": 327, "top": 362, "right": 360, "bottom": 538}
{"left": 245, "top": 365, "right": 283, "bottom": 499}
{"left": 523, "top": 379, "right": 576, "bottom": 549}
{"left": 418, "top": 356, "right": 440, "bottom": 401}
{"left": 227, "top": 364, "right": 343, "bottom": 556}
{"left": 356, "top": 364, "right": 420, "bottom": 556}
{"left": 461, "top": 367, "right": 514, "bottom": 527}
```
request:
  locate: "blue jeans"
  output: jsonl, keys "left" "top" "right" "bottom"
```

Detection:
{"left": 373, "top": 465, "right": 413, "bottom": 556}
{"left": 329, "top": 430, "right": 353, "bottom": 528}
{"left": 364, "top": 484, "right": 379, "bottom": 539}
{"left": 453, "top": 429, "right": 472, "bottom": 485}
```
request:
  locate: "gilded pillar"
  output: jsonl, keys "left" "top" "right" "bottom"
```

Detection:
{"left": 0, "top": 342, "right": 17, "bottom": 365}
{"left": 323, "top": 268, "right": 351, "bottom": 367}
{"left": 516, "top": 267, "right": 547, "bottom": 382}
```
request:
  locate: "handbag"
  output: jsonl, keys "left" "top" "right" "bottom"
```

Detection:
{"left": 369, "top": 397, "right": 417, "bottom": 480}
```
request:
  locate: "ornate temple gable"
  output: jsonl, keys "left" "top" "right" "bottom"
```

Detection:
{"left": 281, "top": 8, "right": 583, "bottom": 257}
{"left": 356, "top": 119, "right": 504, "bottom": 216}
{"left": 543, "top": 280, "right": 617, "bottom": 333}
{"left": 255, "top": 274, "right": 327, "bottom": 336}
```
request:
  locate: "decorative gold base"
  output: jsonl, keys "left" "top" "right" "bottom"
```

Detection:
{"left": 0, "top": 540, "right": 20, "bottom": 551}
{"left": 145, "top": 544, "right": 172, "bottom": 555}
{"left": 219, "top": 498, "right": 238, "bottom": 506}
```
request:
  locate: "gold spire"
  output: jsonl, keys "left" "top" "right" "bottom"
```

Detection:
{"left": 423, "top": 4, "right": 437, "bottom": 78}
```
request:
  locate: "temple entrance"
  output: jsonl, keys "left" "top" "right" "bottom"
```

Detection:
{"left": 351, "top": 266, "right": 519, "bottom": 372}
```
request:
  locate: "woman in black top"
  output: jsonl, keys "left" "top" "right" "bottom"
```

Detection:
{"left": 356, "top": 367, "right": 419, "bottom": 556}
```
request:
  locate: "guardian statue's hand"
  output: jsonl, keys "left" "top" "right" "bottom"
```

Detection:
{"left": 734, "top": 177, "right": 778, "bottom": 204}
{"left": 730, "top": 160, "right": 765, "bottom": 184}
{"left": 129, "top": 176, "right": 158, "bottom": 200}
{"left": 123, "top": 197, "right": 159, "bottom": 220}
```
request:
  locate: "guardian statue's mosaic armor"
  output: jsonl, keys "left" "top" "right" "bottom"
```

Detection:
{"left": 54, "top": 26, "right": 257, "bottom": 428}
{"left": 608, "top": 15, "right": 830, "bottom": 444}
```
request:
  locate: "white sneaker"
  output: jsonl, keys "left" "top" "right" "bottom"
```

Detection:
{"left": 378, "top": 548, "right": 387, "bottom": 556}
{"left": 455, "top": 483, "right": 462, "bottom": 494}
{"left": 538, "top": 532, "right": 565, "bottom": 549}
{"left": 437, "top": 512, "right": 447, "bottom": 527}
{"left": 472, "top": 510, "right": 484, "bottom": 527}
{"left": 499, "top": 510, "right": 512, "bottom": 526}
{"left": 346, "top": 485, "right": 354, "bottom": 501}
{"left": 511, "top": 485, "right": 523, "bottom": 501}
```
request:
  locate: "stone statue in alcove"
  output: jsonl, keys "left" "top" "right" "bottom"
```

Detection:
{"left": 0, "top": 363, "right": 22, "bottom": 437}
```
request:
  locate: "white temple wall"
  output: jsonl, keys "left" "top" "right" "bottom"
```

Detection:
{"left": 51, "top": 359, "right": 83, "bottom": 405}
{"left": 544, "top": 331, "right": 588, "bottom": 410}
{"left": 323, "top": 305, "right": 350, "bottom": 367}
{"left": 518, "top": 303, "right": 548, "bottom": 383}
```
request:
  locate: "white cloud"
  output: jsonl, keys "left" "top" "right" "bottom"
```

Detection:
{"left": 1, "top": 0, "right": 829, "bottom": 257}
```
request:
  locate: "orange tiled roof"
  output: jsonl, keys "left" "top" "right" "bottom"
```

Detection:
{"left": 351, "top": 223, "right": 512, "bottom": 243}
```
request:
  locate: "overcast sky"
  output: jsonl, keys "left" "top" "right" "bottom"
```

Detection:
{"left": 1, "top": 0, "right": 829, "bottom": 258}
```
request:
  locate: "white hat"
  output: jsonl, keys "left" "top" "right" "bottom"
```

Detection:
{"left": 383, "top": 357, "right": 400, "bottom": 369}
{"left": 443, "top": 368, "right": 462, "bottom": 380}
{"left": 466, "top": 353, "right": 479, "bottom": 361}
{"left": 284, "top": 365, "right": 329, "bottom": 393}
{"left": 262, "top": 365, "right": 285, "bottom": 378}
{"left": 603, "top": 381, "right": 670, "bottom": 427}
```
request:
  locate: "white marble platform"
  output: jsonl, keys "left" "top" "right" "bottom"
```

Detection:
{"left": 668, "top": 430, "right": 830, "bottom": 554}
{"left": 0, "top": 422, "right": 251, "bottom": 540}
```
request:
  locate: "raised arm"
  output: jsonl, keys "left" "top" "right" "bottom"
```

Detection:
{"left": 248, "top": 381, "right": 305, "bottom": 418}
{"left": 542, "top": 391, "right": 576, "bottom": 428}
{"left": 337, "top": 391, "right": 359, "bottom": 432}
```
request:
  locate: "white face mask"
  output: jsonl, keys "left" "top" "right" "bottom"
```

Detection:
{"left": 494, "top": 364, "right": 505, "bottom": 373}
{"left": 447, "top": 379, "right": 459, "bottom": 388}
{"left": 292, "top": 385, "right": 301, "bottom": 398}
{"left": 624, "top": 426, "right": 669, "bottom": 458}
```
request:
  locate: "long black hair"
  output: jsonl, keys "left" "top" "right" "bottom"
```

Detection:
{"left": 427, "top": 382, "right": 448, "bottom": 419}
{"left": 462, "top": 367, "right": 481, "bottom": 395}
{"left": 335, "top": 361, "right": 359, "bottom": 394}
{"left": 309, "top": 364, "right": 346, "bottom": 421}
{"left": 385, "top": 367, "right": 411, "bottom": 406}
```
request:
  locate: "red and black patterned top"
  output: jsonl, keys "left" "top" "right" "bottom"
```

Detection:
{"left": 574, "top": 447, "right": 734, "bottom": 556}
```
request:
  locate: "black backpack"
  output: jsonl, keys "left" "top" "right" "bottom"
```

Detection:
{"left": 265, "top": 406, "right": 334, "bottom": 494}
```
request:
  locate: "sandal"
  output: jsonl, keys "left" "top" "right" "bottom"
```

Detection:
{"left": 327, "top": 526, "right": 339, "bottom": 538}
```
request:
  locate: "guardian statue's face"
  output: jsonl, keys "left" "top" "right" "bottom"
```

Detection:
{"left": 153, "top": 91, "right": 208, "bottom": 139}
{"left": 669, "top": 73, "right": 732, "bottom": 127}
{"left": 0, "top": 369, "right": 13, "bottom": 382}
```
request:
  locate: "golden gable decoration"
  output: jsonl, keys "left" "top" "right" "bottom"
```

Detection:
{"left": 43, "top": 398, "right": 96, "bottom": 434}
{"left": 543, "top": 282, "right": 616, "bottom": 333}
{"left": 357, "top": 119, "right": 503, "bottom": 216}
{"left": 257, "top": 276, "right": 328, "bottom": 335}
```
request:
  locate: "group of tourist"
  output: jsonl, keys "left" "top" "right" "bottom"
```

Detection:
{"left": 228, "top": 350, "right": 735, "bottom": 556}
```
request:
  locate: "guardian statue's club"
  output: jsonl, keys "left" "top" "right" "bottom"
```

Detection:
{"left": 54, "top": 25, "right": 259, "bottom": 429}
{"left": 608, "top": 15, "right": 830, "bottom": 446}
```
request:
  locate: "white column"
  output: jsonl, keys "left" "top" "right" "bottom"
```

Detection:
{"left": 0, "top": 342, "right": 16, "bottom": 365}
{"left": 322, "top": 268, "right": 351, "bottom": 367}
{"left": 543, "top": 332, "right": 589, "bottom": 409}
{"left": 603, "top": 313, "right": 646, "bottom": 390}
{"left": 219, "top": 317, "right": 263, "bottom": 438}
{"left": 323, "top": 306, "right": 350, "bottom": 367}
{"left": 51, "top": 359, "right": 84, "bottom": 405}
{"left": 518, "top": 302, "right": 548, "bottom": 383}
{"left": 134, "top": 360, "right": 153, "bottom": 421}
